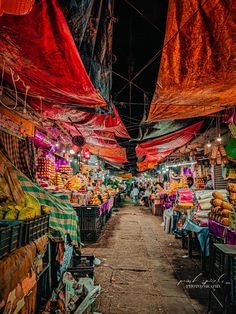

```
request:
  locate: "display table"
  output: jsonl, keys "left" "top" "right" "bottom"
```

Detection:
{"left": 209, "top": 219, "right": 236, "bottom": 244}
{"left": 183, "top": 218, "right": 209, "bottom": 255}
{"left": 182, "top": 219, "right": 209, "bottom": 272}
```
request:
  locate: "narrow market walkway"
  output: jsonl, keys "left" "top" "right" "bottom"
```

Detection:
{"left": 83, "top": 202, "right": 208, "bottom": 314}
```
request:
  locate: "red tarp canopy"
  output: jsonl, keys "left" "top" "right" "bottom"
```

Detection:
{"left": 0, "top": 0, "right": 106, "bottom": 108}
{"left": 148, "top": 0, "right": 236, "bottom": 122}
{"left": 48, "top": 105, "right": 130, "bottom": 139}
{"left": 136, "top": 122, "right": 203, "bottom": 171}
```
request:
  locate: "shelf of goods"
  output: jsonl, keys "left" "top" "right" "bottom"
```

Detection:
{"left": 195, "top": 177, "right": 205, "bottom": 189}
{"left": 58, "top": 165, "right": 73, "bottom": 182}
{"left": 37, "top": 157, "right": 55, "bottom": 180}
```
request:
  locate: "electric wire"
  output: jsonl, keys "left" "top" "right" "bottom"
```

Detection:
{"left": 114, "top": 0, "right": 214, "bottom": 99}
{"left": 123, "top": 0, "right": 163, "bottom": 34}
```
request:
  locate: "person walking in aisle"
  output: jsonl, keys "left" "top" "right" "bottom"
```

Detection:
{"left": 132, "top": 184, "right": 139, "bottom": 206}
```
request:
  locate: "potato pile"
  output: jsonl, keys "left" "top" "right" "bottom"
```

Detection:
{"left": 208, "top": 191, "right": 233, "bottom": 226}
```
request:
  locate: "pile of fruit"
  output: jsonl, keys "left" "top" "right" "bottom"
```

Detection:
{"left": 89, "top": 195, "right": 102, "bottom": 205}
{"left": 0, "top": 193, "right": 51, "bottom": 220}
{"left": 102, "top": 193, "right": 109, "bottom": 203}
{"left": 37, "top": 157, "right": 55, "bottom": 180}
{"left": 59, "top": 165, "right": 73, "bottom": 182}
{"left": 63, "top": 175, "right": 82, "bottom": 190}
{"left": 52, "top": 172, "right": 63, "bottom": 188}
{"left": 106, "top": 188, "right": 117, "bottom": 196}
{"left": 195, "top": 177, "right": 205, "bottom": 189}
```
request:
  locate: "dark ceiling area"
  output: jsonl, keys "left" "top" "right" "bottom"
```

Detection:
{"left": 112, "top": 0, "right": 169, "bottom": 171}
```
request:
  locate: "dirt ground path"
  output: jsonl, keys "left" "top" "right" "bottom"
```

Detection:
{"left": 83, "top": 203, "right": 208, "bottom": 314}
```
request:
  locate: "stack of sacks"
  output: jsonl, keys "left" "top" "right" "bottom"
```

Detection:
{"left": 208, "top": 190, "right": 231, "bottom": 226}
{"left": 178, "top": 189, "right": 194, "bottom": 207}
{"left": 194, "top": 190, "right": 214, "bottom": 226}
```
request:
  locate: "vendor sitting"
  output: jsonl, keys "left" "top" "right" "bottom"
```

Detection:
{"left": 187, "top": 177, "right": 196, "bottom": 189}
{"left": 205, "top": 174, "right": 213, "bottom": 190}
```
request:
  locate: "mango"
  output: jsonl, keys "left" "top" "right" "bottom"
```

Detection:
{"left": 5, "top": 209, "right": 18, "bottom": 220}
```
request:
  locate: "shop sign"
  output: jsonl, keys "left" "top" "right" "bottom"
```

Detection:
{"left": 0, "top": 107, "right": 34, "bottom": 137}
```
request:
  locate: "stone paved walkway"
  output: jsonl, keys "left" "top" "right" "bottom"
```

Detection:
{"left": 83, "top": 204, "right": 209, "bottom": 314}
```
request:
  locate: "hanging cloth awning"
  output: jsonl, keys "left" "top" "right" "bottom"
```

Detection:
{"left": 0, "top": 0, "right": 106, "bottom": 108}
{"left": 136, "top": 121, "right": 203, "bottom": 171}
{"left": 147, "top": 0, "right": 236, "bottom": 122}
{"left": 141, "top": 118, "right": 201, "bottom": 141}
{"left": 85, "top": 144, "right": 128, "bottom": 163}
{"left": 61, "top": 0, "right": 113, "bottom": 103}
{"left": 34, "top": 103, "right": 130, "bottom": 139}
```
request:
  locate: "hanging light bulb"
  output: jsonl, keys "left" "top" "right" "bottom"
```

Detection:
{"left": 216, "top": 135, "right": 222, "bottom": 142}
{"left": 55, "top": 143, "right": 59, "bottom": 147}
{"left": 62, "top": 149, "right": 65, "bottom": 153}
{"left": 69, "top": 149, "right": 75, "bottom": 154}
{"left": 207, "top": 141, "right": 212, "bottom": 148}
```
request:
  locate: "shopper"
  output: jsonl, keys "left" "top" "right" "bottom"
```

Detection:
{"left": 142, "top": 188, "right": 150, "bottom": 207}
{"left": 205, "top": 174, "right": 213, "bottom": 189}
{"left": 131, "top": 184, "right": 139, "bottom": 206}
{"left": 186, "top": 177, "right": 196, "bottom": 189}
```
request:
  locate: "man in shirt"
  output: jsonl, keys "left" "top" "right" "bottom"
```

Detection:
{"left": 205, "top": 174, "right": 213, "bottom": 189}
{"left": 186, "top": 177, "right": 196, "bottom": 189}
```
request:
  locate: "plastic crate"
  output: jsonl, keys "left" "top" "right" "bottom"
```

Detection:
{"left": 0, "top": 220, "right": 23, "bottom": 259}
{"left": 81, "top": 230, "right": 100, "bottom": 243}
{"left": 74, "top": 206, "right": 101, "bottom": 232}
{"left": 209, "top": 233, "right": 225, "bottom": 256}
{"left": 68, "top": 255, "right": 95, "bottom": 280}
{"left": 20, "top": 214, "right": 49, "bottom": 244}
{"left": 68, "top": 266, "right": 94, "bottom": 280}
{"left": 70, "top": 255, "right": 95, "bottom": 267}
{"left": 77, "top": 205, "right": 100, "bottom": 217}
{"left": 231, "top": 257, "right": 236, "bottom": 304}
{"left": 210, "top": 245, "right": 236, "bottom": 305}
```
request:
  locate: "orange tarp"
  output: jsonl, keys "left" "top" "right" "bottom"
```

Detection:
{"left": 147, "top": 0, "right": 236, "bottom": 122}
{"left": 86, "top": 144, "right": 127, "bottom": 163}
